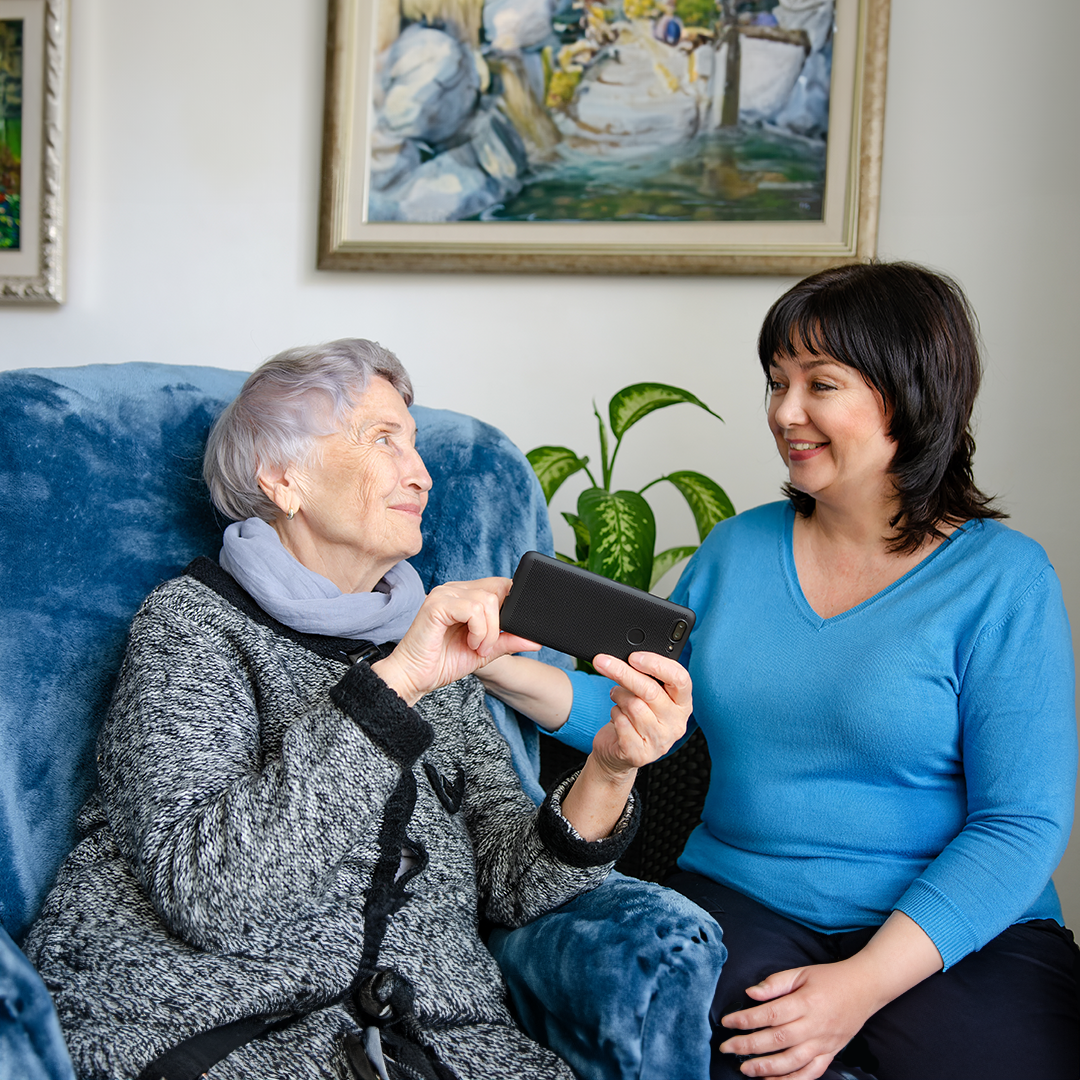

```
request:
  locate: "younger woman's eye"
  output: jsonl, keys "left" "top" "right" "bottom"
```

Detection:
{"left": 811, "top": 381, "right": 836, "bottom": 392}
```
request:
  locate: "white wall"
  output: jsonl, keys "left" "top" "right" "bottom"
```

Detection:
{"left": 3, "top": 0, "right": 1079, "bottom": 926}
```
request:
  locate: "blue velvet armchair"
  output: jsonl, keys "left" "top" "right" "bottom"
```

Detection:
{"left": 0, "top": 363, "right": 723, "bottom": 1080}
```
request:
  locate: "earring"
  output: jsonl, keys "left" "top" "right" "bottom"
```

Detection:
{"left": 286, "top": 507, "right": 296, "bottom": 520}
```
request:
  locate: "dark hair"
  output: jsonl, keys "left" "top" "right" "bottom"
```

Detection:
{"left": 758, "top": 260, "right": 1005, "bottom": 552}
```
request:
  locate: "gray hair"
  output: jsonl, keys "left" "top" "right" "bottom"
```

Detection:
{"left": 203, "top": 338, "right": 414, "bottom": 523}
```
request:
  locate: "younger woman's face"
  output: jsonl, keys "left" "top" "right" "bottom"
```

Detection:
{"left": 767, "top": 348, "right": 897, "bottom": 512}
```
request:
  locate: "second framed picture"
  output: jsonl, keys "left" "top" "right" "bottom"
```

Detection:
{"left": 319, "top": 0, "right": 889, "bottom": 274}
{"left": 0, "top": 0, "right": 67, "bottom": 304}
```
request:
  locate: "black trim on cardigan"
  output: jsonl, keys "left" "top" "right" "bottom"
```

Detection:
{"left": 331, "top": 662, "right": 434, "bottom": 766}
{"left": 354, "top": 770, "right": 426, "bottom": 983}
{"left": 536, "top": 771, "right": 641, "bottom": 869}
{"left": 424, "top": 761, "right": 465, "bottom": 815}
{"left": 182, "top": 556, "right": 396, "bottom": 665}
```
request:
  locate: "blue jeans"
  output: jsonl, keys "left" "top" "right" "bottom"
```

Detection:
{"left": 668, "top": 872, "right": 1080, "bottom": 1080}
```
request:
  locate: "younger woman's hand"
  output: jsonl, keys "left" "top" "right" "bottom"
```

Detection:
{"left": 559, "top": 651, "right": 692, "bottom": 841}
{"left": 718, "top": 913, "right": 944, "bottom": 1079}
{"left": 718, "top": 962, "right": 876, "bottom": 1079}
{"left": 372, "top": 578, "right": 539, "bottom": 705}
{"left": 588, "top": 651, "right": 692, "bottom": 778}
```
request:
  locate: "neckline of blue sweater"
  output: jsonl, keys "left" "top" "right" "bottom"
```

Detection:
{"left": 780, "top": 502, "right": 976, "bottom": 630}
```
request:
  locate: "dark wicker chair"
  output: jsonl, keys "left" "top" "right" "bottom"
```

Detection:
{"left": 539, "top": 727, "right": 712, "bottom": 885}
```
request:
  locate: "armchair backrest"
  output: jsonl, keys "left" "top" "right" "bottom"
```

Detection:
{"left": 0, "top": 363, "right": 557, "bottom": 941}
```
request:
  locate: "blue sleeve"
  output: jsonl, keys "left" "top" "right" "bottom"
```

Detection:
{"left": 552, "top": 670, "right": 616, "bottom": 753}
{"left": 895, "top": 566, "right": 1078, "bottom": 968}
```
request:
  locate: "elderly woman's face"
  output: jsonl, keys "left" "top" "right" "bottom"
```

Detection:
{"left": 280, "top": 377, "right": 432, "bottom": 586}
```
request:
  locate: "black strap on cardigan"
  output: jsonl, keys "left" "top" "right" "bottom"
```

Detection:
{"left": 134, "top": 1012, "right": 301, "bottom": 1080}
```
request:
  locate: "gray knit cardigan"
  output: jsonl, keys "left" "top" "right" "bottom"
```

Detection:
{"left": 24, "top": 559, "right": 637, "bottom": 1080}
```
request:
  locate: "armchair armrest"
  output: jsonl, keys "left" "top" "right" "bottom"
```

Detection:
{"left": 0, "top": 924, "right": 75, "bottom": 1080}
{"left": 488, "top": 873, "right": 724, "bottom": 1080}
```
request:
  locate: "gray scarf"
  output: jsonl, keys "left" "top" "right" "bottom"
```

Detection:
{"left": 219, "top": 517, "right": 426, "bottom": 643}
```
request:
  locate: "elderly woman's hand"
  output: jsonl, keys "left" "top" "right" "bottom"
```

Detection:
{"left": 371, "top": 578, "right": 539, "bottom": 706}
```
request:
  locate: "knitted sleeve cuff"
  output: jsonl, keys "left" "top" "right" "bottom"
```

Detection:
{"left": 894, "top": 878, "right": 980, "bottom": 971}
{"left": 536, "top": 770, "right": 641, "bottom": 869}
{"left": 330, "top": 660, "right": 434, "bottom": 767}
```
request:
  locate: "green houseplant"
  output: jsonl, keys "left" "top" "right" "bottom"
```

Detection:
{"left": 526, "top": 383, "right": 735, "bottom": 593}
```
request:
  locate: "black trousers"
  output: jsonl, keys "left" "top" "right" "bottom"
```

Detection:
{"left": 668, "top": 872, "right": 1080, "bottom": 1080}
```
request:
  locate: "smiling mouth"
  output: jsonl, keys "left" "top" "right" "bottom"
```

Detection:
{"left": 789, "top": 441, "right": 827, "bottom": 451}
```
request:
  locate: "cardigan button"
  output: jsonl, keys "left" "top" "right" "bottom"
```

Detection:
{"left": 355, "top": 969, "right": 414, "bottom": 1026}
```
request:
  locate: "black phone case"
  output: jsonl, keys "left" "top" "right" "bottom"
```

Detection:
{"left": 499, "top": 551, "right": 695, "bottom": 663}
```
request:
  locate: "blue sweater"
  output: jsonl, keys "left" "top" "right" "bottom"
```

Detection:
{"left": 558, "top": 502, "right": 1077, "bottom": 969}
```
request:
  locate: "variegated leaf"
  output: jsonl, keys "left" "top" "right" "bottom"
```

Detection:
{"left": 526, "top": 445, "right": 589, "bottom": 503}
{"left": 650, "top": 545, "right": 698, "bottom": 590}
{"left": 578, "top": 488, "right": 655, "bottom": 591}
{"left": 608, "top": 384, "right": 723, "bottom": 440}
{"left": 663, "top": 471, "right": 735, "bottom": 541}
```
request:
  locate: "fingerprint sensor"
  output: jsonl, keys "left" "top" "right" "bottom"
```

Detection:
{"left": 626, "top": 627, "right": 646, "bottom": 645}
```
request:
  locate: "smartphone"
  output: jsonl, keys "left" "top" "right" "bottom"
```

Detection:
{"left": 499, "top": 551, "right": 695, "bottom": 664}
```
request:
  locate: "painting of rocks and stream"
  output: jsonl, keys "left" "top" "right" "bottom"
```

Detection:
{"left": 368, "top": 0, "right": 834, "bottom": 222}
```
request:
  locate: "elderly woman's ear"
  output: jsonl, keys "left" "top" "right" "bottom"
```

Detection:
{"left": 257, "top": 467, "right": 301, "bottom": 522}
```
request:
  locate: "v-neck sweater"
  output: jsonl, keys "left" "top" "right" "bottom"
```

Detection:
{"left": 559, "top": 501, "right": 1077, "bottom": 969}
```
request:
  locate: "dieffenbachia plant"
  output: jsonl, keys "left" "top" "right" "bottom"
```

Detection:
{"left": 526, "top": 383, "right": 734, "bottom": 593}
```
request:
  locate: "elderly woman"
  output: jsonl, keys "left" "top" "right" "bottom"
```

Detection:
{"left": 480, "top": 262, "right": 1080, "bottom": 1079}
{"left": 22, "top": 339, "right": 692, "bottom": 1080}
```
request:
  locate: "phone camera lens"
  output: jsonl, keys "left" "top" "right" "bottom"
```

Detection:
{"left": 670, "top": 620, "right": 687, "bottom": 642}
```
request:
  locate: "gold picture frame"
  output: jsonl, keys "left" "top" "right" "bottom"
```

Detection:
{"left": 0, "top": 0, "right": 67, "bottom": 304}
{"left": 319, "top": 0, "right": 889, "bottom": 275}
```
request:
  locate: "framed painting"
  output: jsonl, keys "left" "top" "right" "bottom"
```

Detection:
{"left": 319, "top": 0, "right": 889, "bottom": 274}
{"left": 0, "top": 0, "right": 66, "bottom": 304}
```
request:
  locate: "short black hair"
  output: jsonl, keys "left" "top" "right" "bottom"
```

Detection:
{"left": 758, "top": 260, "right": 1005, "bottom": 552}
